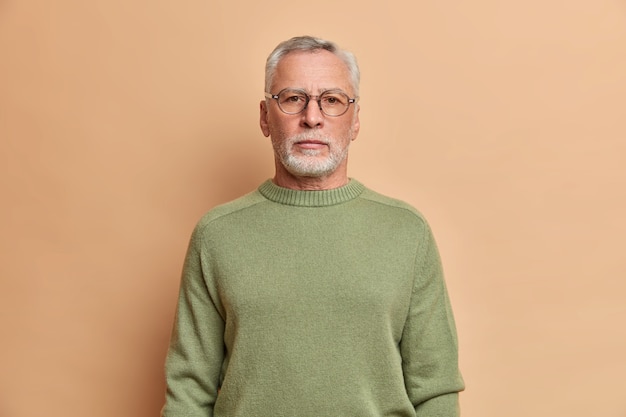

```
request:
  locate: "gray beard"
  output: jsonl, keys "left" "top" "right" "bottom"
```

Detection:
{"left": 275, "top": 132, "right": 350, "bottom": 178}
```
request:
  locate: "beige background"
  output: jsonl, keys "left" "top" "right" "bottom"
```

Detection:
{"left": 1, "top": 1, "right": 625, "bottom": 416}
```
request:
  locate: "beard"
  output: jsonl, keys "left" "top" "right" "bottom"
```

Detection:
{"left": 272, "top": 130, "right": 352, "bottom": 178}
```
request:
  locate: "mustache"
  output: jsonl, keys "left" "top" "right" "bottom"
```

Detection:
{"left": 286, "top": 132, "right": 332, "bottom": 145}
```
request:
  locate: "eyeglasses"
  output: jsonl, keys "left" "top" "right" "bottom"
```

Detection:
{"left": 264, "top": 88, "right": 359, "bottom": 117}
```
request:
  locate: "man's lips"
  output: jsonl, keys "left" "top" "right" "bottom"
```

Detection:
{"left": 295, "top": 140, "right": 328, "bottom": 149}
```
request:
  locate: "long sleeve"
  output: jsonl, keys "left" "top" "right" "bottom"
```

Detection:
{"left": 160, "top": 181, "right": 464, "bottom": 417}
{"left": 161, "top": 225, "right": 226, "bottom": 417}
{"left": 400, "top": 222, "right": 465, "bottom": 417}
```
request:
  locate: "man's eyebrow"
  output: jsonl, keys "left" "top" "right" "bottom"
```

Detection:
{"left": 284, "top": 87, "right": 348, "bottom": 95}
{"left": 318, "top": 88, "right": 348, "bottom": 94}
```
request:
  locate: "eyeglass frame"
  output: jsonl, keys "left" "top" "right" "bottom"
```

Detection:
{"left": 264, "top": 88, "right": 359, "bottom": 117}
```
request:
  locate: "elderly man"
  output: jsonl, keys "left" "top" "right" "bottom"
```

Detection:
{"left": 162, "top": 35, "right": 464, "bottom": 417}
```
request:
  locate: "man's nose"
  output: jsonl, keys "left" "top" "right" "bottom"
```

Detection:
{"left": 300, "top": 99, "right": 324, "bottom": 128}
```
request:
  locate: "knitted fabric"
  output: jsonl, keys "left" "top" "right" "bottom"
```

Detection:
{"left": 162, "top": 179, "right": 464, "bottom": 417}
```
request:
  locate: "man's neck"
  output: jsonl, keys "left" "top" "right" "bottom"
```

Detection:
{"left": 272, "top": 169, "right": 349, "bottom": 191}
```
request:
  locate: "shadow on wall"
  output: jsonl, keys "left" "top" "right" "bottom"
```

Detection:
{"left": 190, "top": 123, "right": 273, "bottom": 208}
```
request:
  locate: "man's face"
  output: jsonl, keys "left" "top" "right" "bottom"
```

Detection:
{"left": 260, "top": 50, "right": 360, "bottom": 180}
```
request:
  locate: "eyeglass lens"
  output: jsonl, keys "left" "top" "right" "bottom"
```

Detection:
{"left": 277, "top": 90, "right": 351, "bottom": 116}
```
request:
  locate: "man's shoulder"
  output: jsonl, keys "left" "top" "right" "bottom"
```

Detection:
{"left": 195, "top": 188, "right": 266, "bottom": 229}
{"left": 358, "top": 185, "right": 427, "bottom": 222}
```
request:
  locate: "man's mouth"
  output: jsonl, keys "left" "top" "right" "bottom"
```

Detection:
{"left": 295, "top": 139, "right": 328, "bottom": 148}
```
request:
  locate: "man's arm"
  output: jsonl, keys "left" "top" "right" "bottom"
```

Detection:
{"left": 161, "top": 226, "right": 225, "bottom": 417}
{"left": 401, "top": 222, "right": 465, "bottom": 416}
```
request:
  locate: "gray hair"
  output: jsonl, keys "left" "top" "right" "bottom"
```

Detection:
{"left": 264, "top": 35, "right": 360, "bottom": 96}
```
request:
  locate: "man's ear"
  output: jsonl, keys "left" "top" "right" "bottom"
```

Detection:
{"left": 351, "top": 105, "right": 361, "bottom": 141}
{"left": 259, "top": 100, "right": 270, "bottom": 137}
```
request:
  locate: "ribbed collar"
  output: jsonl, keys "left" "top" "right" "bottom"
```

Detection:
{"left": 258, "top": 179, "right": 365, "bottom": 207}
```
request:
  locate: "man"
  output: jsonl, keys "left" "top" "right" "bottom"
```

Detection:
{"left": 162, "top": 35, "right": 464, "bottom": 416}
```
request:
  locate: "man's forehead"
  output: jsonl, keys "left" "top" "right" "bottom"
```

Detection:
{"left": 272, "top": 50, "right": 352, "bottom": 92}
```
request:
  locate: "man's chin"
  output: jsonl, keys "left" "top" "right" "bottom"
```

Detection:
{"left": 298, "top": 149, "right": 326, "bottom": 157}
{"left": 285, "top": 166, "right": 333, "bottom": 178}
{"left": 283, "top": 157, "right": 336, "bottom": 178}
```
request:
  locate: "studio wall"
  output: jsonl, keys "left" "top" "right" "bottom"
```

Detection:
{"left": 1, "top": 1, "right": 625, "bottom": 416}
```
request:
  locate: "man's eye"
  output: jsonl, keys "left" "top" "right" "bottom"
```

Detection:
{"left": 282, "top": 94, "right": 305, "bottom": 103}
{"left": 322, "top": 94, "right": 346, "bottom": 106}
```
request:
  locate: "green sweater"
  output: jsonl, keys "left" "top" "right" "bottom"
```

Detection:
{"left": 162, "top": 179, "right": 464, "bottom": 417}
